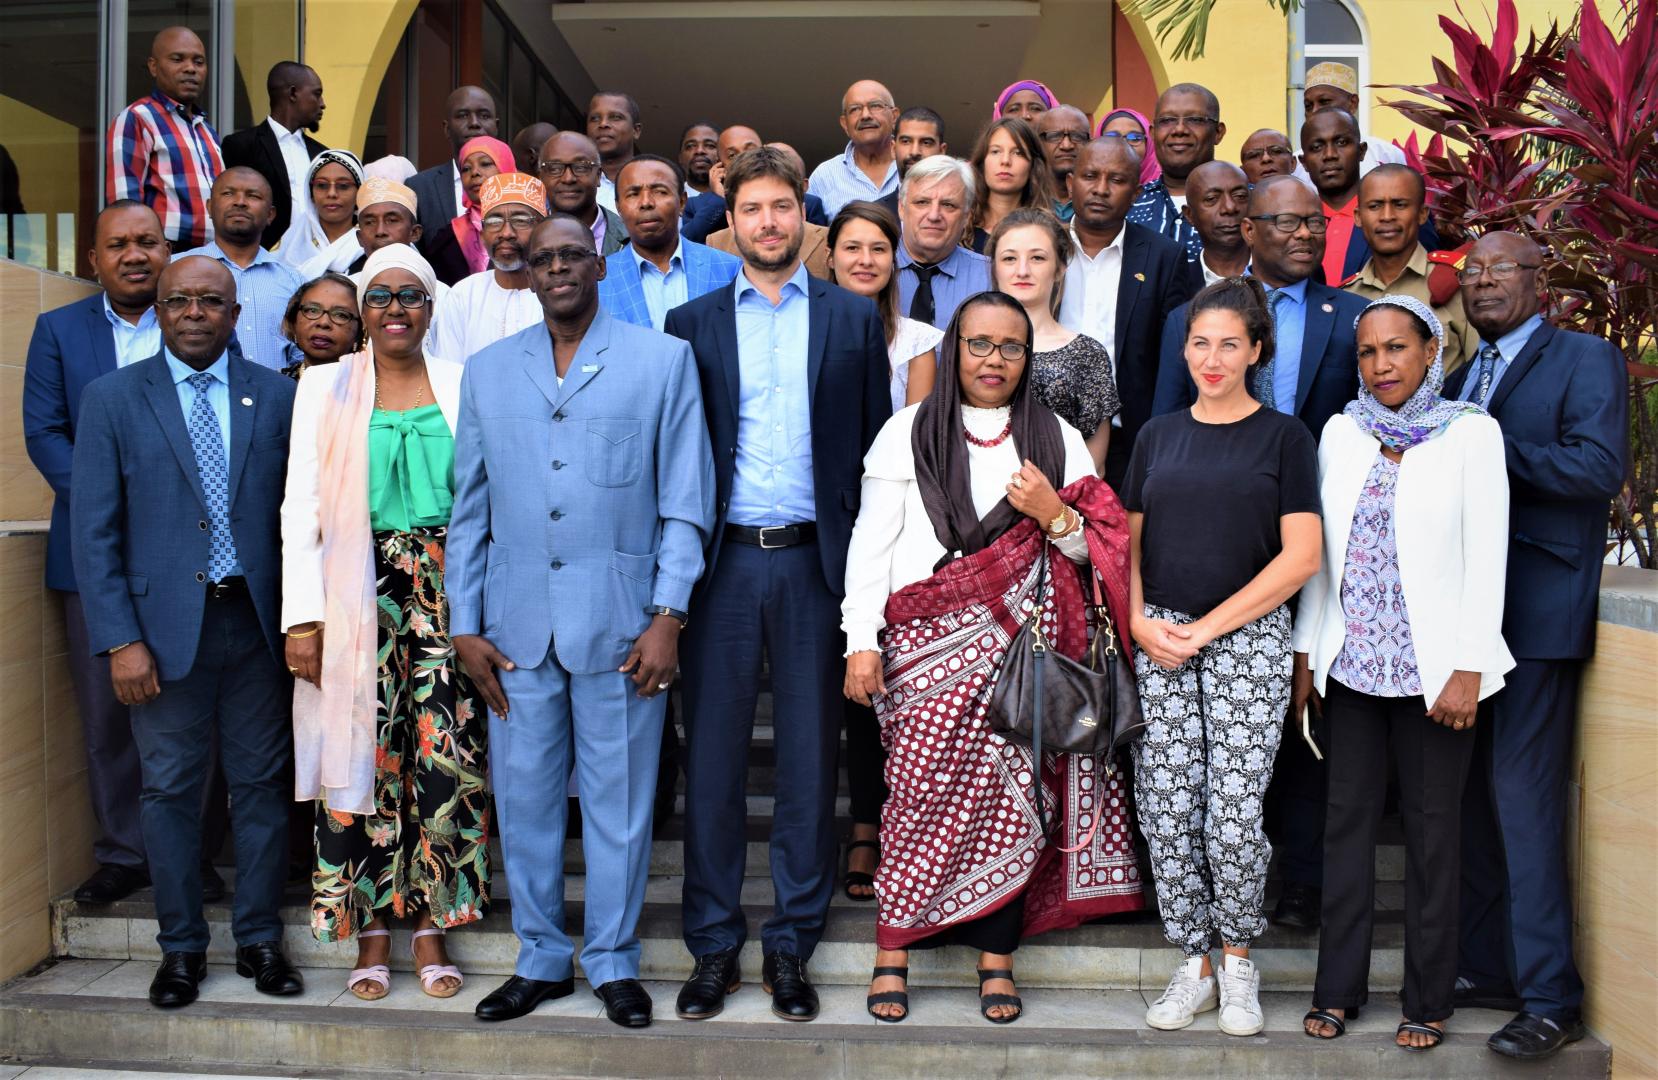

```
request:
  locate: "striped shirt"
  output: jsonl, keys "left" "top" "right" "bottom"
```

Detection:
{"left": 1127, "top": 179, "right": 1202, "bottom": 262}
{"left": 106, "top": 89, "right": 225, "bottom": 249}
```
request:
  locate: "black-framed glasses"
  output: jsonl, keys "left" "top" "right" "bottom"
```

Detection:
{"left": 1039, "top": 129, "right": 1091, "bottom": 145}
{"left": 361, "top": 285, "right": 430, "bottom": 309}
{"left": 1100, "top": 130, "right": 1148, "bottom": 146}
{"left": 297, "top": 302, "right": 358, "bottom": 327}
{"left": 157, "top": 293, "right": 228, "bottom": 313}
{"left": 1456, "top": 261, "right": 1542, "bottom": 284}
{"left": 537, "top": 160, "right": 598, "bottom": 178}
{"left": 1153, "top": 114, "right": 1219, "bottom": 131}
{"left": 482, "top": 211, "right": 543, "bottom": 231}
{"left": 961, "top": 336, "right": 1029, "bottom": 362}
{"left": 527, "top": 247, "right": 596, "bottom": 270}
{"left": 1248, "top": 212, "right": 1329, "bottom": 235}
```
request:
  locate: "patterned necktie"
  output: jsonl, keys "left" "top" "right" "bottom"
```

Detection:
{"left": 1252, "top": 288, "right": 1285, "bottom": 410}
{"left": 909, "top": 262, "right": 942, "bottom": 325}
{"left": 185, "top": 372, "right": 238, "bottom": 581}
{"left": 1471, "top": 343, "right": 1499, "bottom": 405}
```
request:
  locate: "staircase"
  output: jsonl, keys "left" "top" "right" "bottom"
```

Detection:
{"left": 0, "top": 690, "right": 1612, "bottom": 1079}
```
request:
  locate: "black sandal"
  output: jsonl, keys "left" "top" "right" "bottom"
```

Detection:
{"left": 976, "top": 967, "right": 1022, "bottom": 1024}
{"left": 843, "top": 839, "right": 879, "bottom": 902}
{"left": 865, "top": 964, "right": 908, "bottom": 1023}
{"left": 1397, "top": 1020, "right": 1444, "bottom": 1052}
{"left": 1303, "top": 1006, "right": 1358, "bottom": 1039}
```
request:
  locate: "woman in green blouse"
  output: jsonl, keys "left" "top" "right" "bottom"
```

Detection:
{"left": 280, "top": 245, "right": 487, "bottom": 1002}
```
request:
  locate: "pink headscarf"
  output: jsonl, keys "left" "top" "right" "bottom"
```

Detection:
{"left": 452, "top": 135, "right": 515, "bottom": 275}
{"left": 993, "top": 80, "right": 1058, "bottom": 118}
{"left": 1096, "top": 107, "right": 1162, "bottom": 185}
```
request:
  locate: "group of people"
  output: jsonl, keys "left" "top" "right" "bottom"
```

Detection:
{"left": 22, "top": 24, "right": 1625, "bottom": 1064}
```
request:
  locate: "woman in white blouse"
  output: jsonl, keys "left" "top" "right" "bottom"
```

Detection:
{"left": 1292, "top": 295, "right": 1513, "bottom": 1052}
{"left": 842, "top": 291, "right": 1144, "bottom": 1025}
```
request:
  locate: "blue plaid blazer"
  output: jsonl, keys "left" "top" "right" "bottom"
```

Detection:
{"left": 598, "top": 238, "right": 743, "bottom": 330}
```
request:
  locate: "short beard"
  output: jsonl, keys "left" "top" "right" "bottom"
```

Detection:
{"left": 305, "top": 118, "right": 321, "bottom": 134}
{"left": 734, "top": 227, "right": 803, "bottom": 272}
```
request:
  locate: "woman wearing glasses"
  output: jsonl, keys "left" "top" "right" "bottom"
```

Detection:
{"left": 279, "top": 272, "right": 363, "bottom": 379}
{"left": 1094, "top": 109, "right": 1162, "bottom": 188}
{"left": 965, "top": 118, "right": 1051, "bottom": 254}
{"left": 278, "top": 150, "right": 365, "bottom": 278}
{"left": 281, "top": 244, "right": 489, "bottom": 1002}
{"left": 842, "top": 291, "right": 1143, "bottom": 1025}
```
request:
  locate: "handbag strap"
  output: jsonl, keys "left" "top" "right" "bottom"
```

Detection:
{"left": 1030, "top": 536, "right": 1109, "bottom": 856}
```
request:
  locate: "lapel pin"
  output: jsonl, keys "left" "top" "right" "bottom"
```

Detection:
{"left": 581, "top": 363, "right": 600, "bottom": 373}
{"left": 241, "top": 396, "right": 253, "bottom": 406}
{"left": 1134, "top": 272, "right": 1146, "bottom": 282}
{"left": 1321, "top": 302, "right": 1333, "bottom": 313}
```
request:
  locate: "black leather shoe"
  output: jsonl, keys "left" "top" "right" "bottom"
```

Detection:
{"left": 74, "top": 864, "right": 148, "bottom": 905}
{"left": 200, "top": 863, "right": 226, "bottom": 904}
{"left": 595, "top": 978, "right": 653, "bottom": 1027}
{"left": 474, "top": 975, "right": 576, "bottom": 1021}
{"left": 1488, "top": 1011, "right": 1586, "bottom": 1060}
{"left": 1454, "top": 980, "right": 1524, "bottom": 1012}
{"left": 762, "top": 951, "right": 819, "bottom": 1022}
{"left": 1271, "top": 882, "right": 1322, "bottom": 930}
{"left": 675, "top": 949, "right": 740, "bottom": 1020}
{"left": 234, "top": 941, "right": 303, "bottom": 995}
{"left": 149, "top": 951, "right": 206, "bottom": 1008}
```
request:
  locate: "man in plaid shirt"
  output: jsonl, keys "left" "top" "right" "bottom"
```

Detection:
{"left": 106, "top": 26, "right": 224, "bottom": 251}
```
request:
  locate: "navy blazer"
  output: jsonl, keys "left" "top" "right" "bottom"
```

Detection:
{"left": 681, "top": 191, "right": 827, "bottom": 245}
{"left": 1151, "top": 279, "right": 1367, "bottom": 438}
{"left": 23, "top": 294, "right": 126, "bottom": 592}
{"left": 70, "top": 350, "right": 295, "bottom": 681}
{"left": 664, "top": 275, "right": 892, "bottom": 598}
{"left": 1444, "top": 322, "right": 1627, "bottom": 660}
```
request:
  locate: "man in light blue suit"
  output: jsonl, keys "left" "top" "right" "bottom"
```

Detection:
{"left": 598, "top": 154, "right": 741, "bottom": 331}
{"left": 448, "top": 215, "right": 716, "bottom": 1029}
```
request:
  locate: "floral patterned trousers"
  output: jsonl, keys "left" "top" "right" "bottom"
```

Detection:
{"left": 311, "top": 528, "right": 490, "bottom": 942}
{"left": 1131, "top": 604, "right": 1291, "bottom": 956}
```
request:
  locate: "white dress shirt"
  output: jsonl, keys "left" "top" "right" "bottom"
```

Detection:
{"left": 430, "top": 270, "right": 542, "bottom": 365}
{"left": 265, "top": 116, "right": 313, "bottom": 211}
{"left": 597, "top": 172, "right": 618, "bottom": 213}
{"left": 1058, "top": 225, "right": 1127, "bottom": 425}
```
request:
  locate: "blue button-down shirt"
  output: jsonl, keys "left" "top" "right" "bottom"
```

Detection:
{"left": 637, "top": 242, "right": 689, "bottom": 332}
{"left": 173, "top": 241, "right": 303, "bottom": 371}
{"left": 1128, "top": 179, "right": 1202, "bottom": 261}
{"left": 164, "top": 346, "right": 241, "bottom": 575}
{"left": 807, "top": 141, "right": 899, "bottom": 219}
{"left": 729, "top": 264, "right": 815, "bottom": 526}
{"left": 1268, "top": 278, "right": 1309, "bottom": 414}
{"left": 1466, "top": 313, "right": 1543, "bottom": 404}
{"left": 895, "top": 240, "right": 992, "bottom": 331}
{"left": 103, "top": 294, "right": 161, "bottom": 368}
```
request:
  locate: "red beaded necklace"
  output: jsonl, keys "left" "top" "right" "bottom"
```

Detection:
{"left": 963, "top": 419, "right": 1013, "bottom": 448}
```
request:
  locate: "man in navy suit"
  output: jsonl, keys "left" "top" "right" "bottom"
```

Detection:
{"left": 665, "top": 147, "right": 891, "bottom": 1023}
{"left": 71, "top": 256, "right": 300, "bottom": 1010}
{"left": 23, "top": 201, "right": 168, "bottom": 905}
{"left": 1447, "top": 232, "right": 1627, "bottom": 1061}
{"left": 1151, "top": 174, "right": 1366, "bottom": 930}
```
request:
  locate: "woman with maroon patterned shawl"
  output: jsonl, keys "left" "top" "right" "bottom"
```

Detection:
{"left": 842, "top": 291, "right": 1143, "bottom": 1025}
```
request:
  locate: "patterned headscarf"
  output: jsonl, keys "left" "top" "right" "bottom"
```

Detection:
{"left": 355, "top": 176, "right": 417, "bottom": 215}
{"left": 1343, "top": 295, "right": 1484, "bottom": 452}
{"left": 477, "top": 172, "right": 548, "bottom": 217}
{"left": 278, "top": 149, "right": 365, "bottom": 278}
{"left": 993, "top": 80, "right": 1057, "bottom": 118}
{"left": 1095, "top": 107, "right": 1162, "bottom": 185}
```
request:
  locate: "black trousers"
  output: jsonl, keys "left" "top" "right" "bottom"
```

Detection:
{"left": 843, "top": 699, "right": 887, "bottom": 826}
{"left": 1314, "top": 679, "right": 1474, "bottom": 1022}
{"left": 908, "top": 892, "right": 1027, "bottom": 955}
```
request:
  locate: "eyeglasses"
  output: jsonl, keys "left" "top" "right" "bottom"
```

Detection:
{"left": 1241, "top": 145, "right": 1295, "bottom": 161}
{"left": 482, "top": 211, "right": 543, "bottom": 231}
{"left": 297, "top": 302, "right": 358, "bottom": 327}
{"left": 961, "top": 336, "right": 1029, "bottom": 362}
{"left": 1153, "top": 114, "right": 1219, "bottom": 131}
{"left": 1100, "top": 130, "right": 1148, "bottom": 146}
{"left": 362, "top": 285, "right": 430, "bottom": 309}
{"left": 537, "top": 160, "right": 598, "bottom": 178}
{"left": 843, "top": 101, "right": 894, "bottom": 118}
{"left": 1039, "top": 129, "right": 1091, "bottom": 146}
{"left": 1455, "top": 261, "right": 1542, "bottom": 284}
{"left": 527, "top": 247, "right": 595, "bottom": 270}
{"left": 1248, "top": 212, "right": 1329, "bottom": 235}
{"left": 157, "top": 293, "right": 228, "bottom": 313}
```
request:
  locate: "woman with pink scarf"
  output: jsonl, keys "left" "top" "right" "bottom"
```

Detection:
{"left": 1095, "top": 107, "right": 1163, "bottom": 186}
{"left": 424, "top": 134, "right": 513, "bottom": 286}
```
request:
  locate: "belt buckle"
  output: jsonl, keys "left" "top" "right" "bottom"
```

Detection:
{"left": 757, "top": 525, "right": 788, "bottom": 550}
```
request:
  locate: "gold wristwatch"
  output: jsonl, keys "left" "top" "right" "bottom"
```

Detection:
{"left": 1046, "top": 508, "right": 1073, "bottom": 536}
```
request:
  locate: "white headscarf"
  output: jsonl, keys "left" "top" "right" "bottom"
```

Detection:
{"left": 279, "top": 149, "right": 365, "bottom": 278}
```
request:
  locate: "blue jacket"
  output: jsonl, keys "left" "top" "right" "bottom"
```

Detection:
{"left": 445, "top": 309, "right": 717, "bottom": 674}
{"left": 1444, "top": 322, "right": 1627, "bottom": 660}
{"left": 664, "top": 275, "right": 891, "bottom": 598}
{"left": 1151, "top": 279, "right": 1368, "bottom": 439}
{"left": 598, "top": 238, "right": 741, "bottom": 330}
{"left": 681, "top": 191, "right": 828, "bottom": 244}
{"left": 69, "top": 350, "right": 294, "bottom": 680}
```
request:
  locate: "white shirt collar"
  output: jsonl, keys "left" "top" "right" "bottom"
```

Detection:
{"left": 1070, "top": 224, "right": 1126, "bottom": 264}
{"left": 266, "top": 115, "right": 300, "bottom": 142}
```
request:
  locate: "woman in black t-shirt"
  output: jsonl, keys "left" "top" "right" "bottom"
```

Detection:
{"left": 1121, "top": 277, "right": 1323, "bottom": 1038}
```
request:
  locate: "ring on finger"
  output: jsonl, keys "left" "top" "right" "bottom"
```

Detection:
{"left": 656, "top": 681, "right": 671, "bottom": 691}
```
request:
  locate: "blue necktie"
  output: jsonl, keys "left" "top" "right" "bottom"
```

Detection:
{"left": 185, "top": 372, "right": 237, "bottom": 581}
{"left": 1471, "top": 343, "right": 1499, "bottom": 405}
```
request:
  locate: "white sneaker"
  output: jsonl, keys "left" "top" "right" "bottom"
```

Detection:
{"left": 1145, "top": 956, "right": 1219, "bottom": 1030}
{"left": 1216, "top": 954, "right": 1265, "bottom": 1036}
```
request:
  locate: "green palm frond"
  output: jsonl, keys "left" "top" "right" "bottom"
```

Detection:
{"left": 1121, "top": 0, "right": 1303, "bottom": 61}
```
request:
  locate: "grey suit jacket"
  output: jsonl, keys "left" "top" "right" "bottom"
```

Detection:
{"left": 407, "top": 162, "right": 458, "bottom": 246}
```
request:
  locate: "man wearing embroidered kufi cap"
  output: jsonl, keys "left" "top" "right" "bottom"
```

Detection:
{"left": 430, "top": 172, "right": 548, "bottom": 364}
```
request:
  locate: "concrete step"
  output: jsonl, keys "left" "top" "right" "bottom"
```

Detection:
{"left": 0, "top": 958, "right": 1610, "bottom": 1080}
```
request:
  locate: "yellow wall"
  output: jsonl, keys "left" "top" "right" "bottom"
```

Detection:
{"left": 0, "top": 97, "right": 86, "bottom": 274}
{"left": 306, "top": 0, "right": 419, "bottom": 158}
{"left": 235, "top": 0, "right": 302, "bottom": 126}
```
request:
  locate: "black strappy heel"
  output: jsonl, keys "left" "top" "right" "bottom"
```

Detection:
{"left": 976, "top": 967, "right": 1022, "bottom": 1024}
{"left": 865, "top": 964, "right": 909, "bottom": 1022}
{"left": 843, "top": 839, "right": 879, "bottom": 902}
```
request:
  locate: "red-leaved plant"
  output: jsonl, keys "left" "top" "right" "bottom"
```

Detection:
{"left": 1383, "top": 0, "right": 1658, "bottom": 566}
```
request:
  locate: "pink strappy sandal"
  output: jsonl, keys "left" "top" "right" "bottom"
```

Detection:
{"left": 347, "top": 927, "right": 391, "bottom": 1000}
{"left": 412, "top": 927, "right": 463, "bottom": 998}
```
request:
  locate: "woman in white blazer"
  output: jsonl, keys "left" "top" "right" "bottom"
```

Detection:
{"left": 280, "top": 244, "right": 487, "bottom": 1004}
{"left": 1293, "top": 295, "right": 1514, "bottom": 1053}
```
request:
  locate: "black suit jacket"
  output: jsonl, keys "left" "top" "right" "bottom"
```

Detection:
{"left": 1103, "top": 222, "right": 1203, "bottom": 486}
{"left": 1151, "top": 279, "right": 1367, "bottom": 439}
{"left": 220, "top": 119, "right": 326, "bottom": 249}
{"left": 406, "top": 162, "right": 459, "bottom": 249}
{"left": 1444, "top": 322, "right": 1626, "bottom": 660}
{"left": 663, "top": 274, "right": 892, "bottom": 598}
